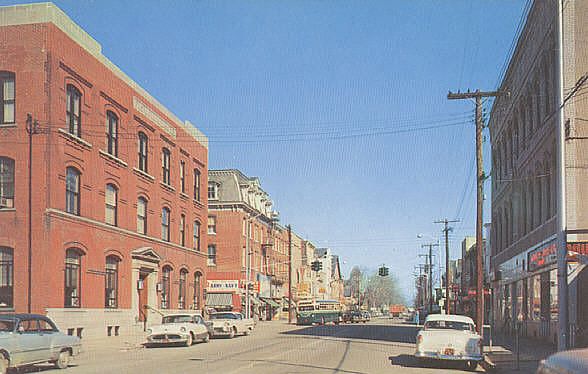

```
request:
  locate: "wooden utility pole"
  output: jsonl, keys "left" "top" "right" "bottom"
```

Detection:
{"left": 435, "top": 218, "right": 460, "bottom": 315}
{"left": 287, "top": 225, "right": 292, "bottom": 324}
{"left": 26, "top": 114, "right": 39, "bottom": 314}
{"left": 448, "top": 89, "right": 501, "bottom": 337}
{"left": 421, "top": 244, "right": 438, "bottom": 313}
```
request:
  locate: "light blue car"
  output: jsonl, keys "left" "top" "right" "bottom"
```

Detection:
{"left": 0, "top": 314, "right": 81, "bottom": 374}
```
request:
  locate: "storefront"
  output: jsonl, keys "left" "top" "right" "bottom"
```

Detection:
{"left": 205, "top": 279, "right": 242, "bottom": 312}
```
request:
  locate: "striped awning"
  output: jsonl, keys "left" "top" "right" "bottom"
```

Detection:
{"left": 261, "top": 297, "right": 280, "bottom": 308}
{"left": 206, "top": 293, "right": 233, "bottom": 307}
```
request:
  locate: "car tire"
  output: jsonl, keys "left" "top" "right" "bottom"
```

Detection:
{"left": 228, "top": 327, "right": 236, "bottom": 339}
{"left": 0, "top": 357, "right": 7, "bottom": 374}
{"left": 244, "top": 328, "right": 251, "bottom": 336}
{"left": 185, "top": 333, "right": 193, "bottom": 346}
{"left": 55, "top": 350, "right": 70, "bottom": 369}
{"left": 464, "top": 361, "right": 477, "bottom": 371}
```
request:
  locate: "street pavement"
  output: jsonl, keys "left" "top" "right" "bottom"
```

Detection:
{"left": 15, "top": 318, "right": 538, "bottom": 373}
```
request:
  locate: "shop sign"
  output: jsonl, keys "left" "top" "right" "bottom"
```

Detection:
{"left": 528, "top": 242, "right": 557, "bottom": 272}
{"left": 567, "top": 242, "right": 588, "bottom": 256}
{"left": 207, "top": 280, "right": 239, "bottom": 292}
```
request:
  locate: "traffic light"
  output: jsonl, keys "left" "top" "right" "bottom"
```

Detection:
{"left": 311, "top": 260, "right": 322, "bottom": 272}
{"left": 378, "top": 266, "right": 389, "bottom": 277}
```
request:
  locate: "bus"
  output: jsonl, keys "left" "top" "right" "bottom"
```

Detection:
{"left": 296, "top": 299, "right": 342, "bottom": 325}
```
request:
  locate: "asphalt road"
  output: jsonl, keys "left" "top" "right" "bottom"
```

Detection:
{"left": 20, "top": 319, "right": 491, "bottom": 374}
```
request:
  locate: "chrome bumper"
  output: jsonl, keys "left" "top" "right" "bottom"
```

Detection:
{"left": 415, "top": 351, "right": 483, "bottom": 361}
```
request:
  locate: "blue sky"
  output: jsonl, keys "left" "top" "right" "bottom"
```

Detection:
{"left": 2, "top": 0, "right": 528, "bottom": 301}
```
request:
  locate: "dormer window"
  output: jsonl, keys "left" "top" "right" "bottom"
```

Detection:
{"left": 208, "top": 182, "right": 219, "bottom": 200}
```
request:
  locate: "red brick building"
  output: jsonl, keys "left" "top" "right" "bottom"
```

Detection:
{"left": 207, "top": 170, "right": 291, "bottom": 319}
{"left": 0, "top": 3, "right": 208, "bottom": 337}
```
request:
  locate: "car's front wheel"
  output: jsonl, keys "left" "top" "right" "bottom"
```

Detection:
{"left": 55, "top": 350, "right": 70, "bottom": 369}
{"left": 464, "top": 361, "right": 478, "bottom": 371}
{"left": 228, "top": 327, "right": 236, "bottom": 339}
{"left": 185, "top": 333, "right": 194, "bottom": 346}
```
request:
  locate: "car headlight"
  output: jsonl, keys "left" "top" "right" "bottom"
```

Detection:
{"left": 147, "top": 329, "right": 152, "bottom": 334}
{"left": 180, "top": 327, "right": 186, "bottom": 333}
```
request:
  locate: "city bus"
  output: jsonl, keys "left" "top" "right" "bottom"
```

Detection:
{"left": 296, "top": 299, "right": 343, "bottom": 325}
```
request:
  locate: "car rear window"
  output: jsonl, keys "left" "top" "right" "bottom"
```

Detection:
{"left": 424, "top": 320, "right": 474, "bottom": 332}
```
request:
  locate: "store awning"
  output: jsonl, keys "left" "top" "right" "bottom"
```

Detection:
{"left": 250, "top": 296, "right": 261, "bottom": 305}
{"left": 206, "top": 293, "right": 233, "bottom": 307}
{"left": 283, "top": 298, "right": 296, "bottom": 308}
{"left": 261, "top": 297, "right": 280, "bottom": 308}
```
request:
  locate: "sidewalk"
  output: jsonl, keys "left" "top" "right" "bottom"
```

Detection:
{"left": 484, "top": 331, "right": 556, "bottom": 373}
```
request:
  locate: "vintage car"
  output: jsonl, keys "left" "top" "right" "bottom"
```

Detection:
{"left": 415, "top": 314, "right": 483, "bottom": 371}
{"left": 146, "top": 313, "right": 212, "bottom": 347}
{"left": 362, "top": 311, "right": 371, "bottom": 322}
{"left": 0, "top": 313, "right": 81, "bottom": 374}
{"left": 536, "top": 347, "right": 588, "bottom": 374}
{"left": 209, "top": 312, "right": 254, "bottom": 338}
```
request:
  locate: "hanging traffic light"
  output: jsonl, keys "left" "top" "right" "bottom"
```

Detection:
{"left": 311, "top": 260, "right": 322, "bottom": 272}
{"left": 379, "top": 266, "right": 389, "bottom": 276}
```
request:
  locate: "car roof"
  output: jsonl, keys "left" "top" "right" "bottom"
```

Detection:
{"left": 543, "top": 348, "right": 588, "bottom": 373}
{"left": 424, "top": 314, "right": 474, "bottom": 324}
{"left": 164, "top": 313, "right": 201, "bottom": 317}
{"left": 0, "top": 313, "right": 48, "bottom": 321}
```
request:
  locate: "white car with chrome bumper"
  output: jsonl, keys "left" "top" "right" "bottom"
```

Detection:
{"left": 146, "top": 313, "right": 211, "bottom": 347}
{"left": 209, "top": 312, "right": 254, "bottom": 338}
{"left": 415, "top": 314, "right": 483, "bottom": 371}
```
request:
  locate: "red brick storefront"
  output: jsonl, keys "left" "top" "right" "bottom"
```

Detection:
{"left": 0, "top": 3, "right": 208, "bottom": 337}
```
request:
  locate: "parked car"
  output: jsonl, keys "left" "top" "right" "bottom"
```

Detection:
{"left": 536, "top": 348, "right": 588, "bottom": 374}
{"left": 341, "top": 311, "right": 353, "bottom": 323}
{"left": 350, "top": 311, "right": 363, "bottom": 323}
{"left": 415, "top": 314, "right": 483, "bottom": 371}
{"left": 362, "top": 311, "right": 371, "bottom": 322}
{"left": 146, "top": 313, "right": 212, "bottom": 347}
{"left": 0, "top": 313, "right": 81, "bottom": 374}
{"left": 208, "top": 312, "right": 254, "bottom": 338}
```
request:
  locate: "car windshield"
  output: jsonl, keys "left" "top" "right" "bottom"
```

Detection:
{"left": 162, "top": 315, "right": 193, "bottom": 324}
{"left": 210, "top": 313, "right": 237, "bottom": 320}
{"left": 0, "top": 320, "right": 14, "bottom": 332}
{"left": 424, "top": 320, "right": 474, "bottom": 332}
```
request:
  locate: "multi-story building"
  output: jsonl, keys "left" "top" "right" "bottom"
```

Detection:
{"left": 489, "top": 0, "right": 588, "bottom": 346}
{"left": 460, "top": 237, "right": 477, "bottom": 318}
{"left": 0, "top": 3, "right": 209, "bottom": 338}
{"left": 312, "top": 248, "right": 342, "bottom": 300}
{"left": 206, "top": 169, "right": 288, "bottom": 318}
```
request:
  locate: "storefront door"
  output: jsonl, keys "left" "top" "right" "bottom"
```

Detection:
{"left": 138, "top": 272, "right": 149, "bottom": 322}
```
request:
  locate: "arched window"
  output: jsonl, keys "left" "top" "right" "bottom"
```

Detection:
{"left": 193, "top": 169, "right": 201, "bottom": 201}
{"left": 193, "top": 220, "right": 201, "bottom": 251}
{"left": 0, "top": 157, "right": 15, "bottom": 209}
{"left": 106, "top": 111, "right": 118, "bottom": 157}
{"left": 66, "top": 84, "right": 81, "bottom": 137}
{"left": 105, "top": 256, "right": 120, "bottom": 308}
{"left": 0, "top": 247, "right": 13, "bottom": 308}
{"left": 193, "top": 272, "right": 202, "bottom": 309}
{"left": 161, "top": 266, "right": 172, "bottom": 309}
{"left": 178, "top": 269, "right": 188, "bottom": 309}
{"left": 180, "top": 160, "right": 186, "bottom": 193}
{"left": 138, "top": 132, "right": 148, "bottom": 172}
{"left": 105, "top": 184, "right": 118, "bottom": 226}
{"left": 0, "top": 72, "right": 15, "bottom": 124}
{"left": 137, "top": 197, "right": 147, "bottom": 234}
{"left": 161, "top": 207, "right": 170, "bottom": 241}
{"left": 207, "top": 245, "right": 216, "bottom": 266}
{"left": 162, "top": 148, "right": 171, "bottom": 185}
{"left": 65, "top": 167, "right": 80, "bottom": 215}
{"left": 65, "top": 248, "right": 83, "bottom": 308}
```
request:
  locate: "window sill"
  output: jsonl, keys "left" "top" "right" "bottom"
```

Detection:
{"left": 160, "top": 182, "right": 176, "bottom": 193}
{"left": 58, "top": 128, "right": 93, "bottom": 149}
{"left": 0, "top": 123, "right": 16, "bottom": 129}
{"left": 193, "top": 199, "right": 204, "bottom": 208}
{"left": 132, "top": 167, "right": 155, "bottom": 182}
{"left": 0, "top": 208, "right": 16, "bottom": 212}
{"left": 99, "top": 149, "right": 128, "bottom": 168}
{"left": 179, "top": 192, "right": 190, "bottom": 200}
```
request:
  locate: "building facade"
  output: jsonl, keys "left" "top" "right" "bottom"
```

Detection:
{"left": 489, "top": 0, "right": 588, "bottom": 347}
{"left": 0, "top": 3, "right": 209, "bottom": 338}
{"left": 206, "top": 169, "right": 290, "bottom": 319}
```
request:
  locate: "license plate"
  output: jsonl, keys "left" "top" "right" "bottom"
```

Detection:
{"left": 444, "top": 348, "right": 455, "bottom": 355}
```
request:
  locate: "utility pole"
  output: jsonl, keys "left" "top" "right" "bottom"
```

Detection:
{"left": 448, "top": 89, "right": 502, "bottom": 337}
{"left": 245, "top": 219, "right": 251, "bottom": 319}
{"left": 555, "top": 0, "right": 569, "bottom": 351}
{"left": 435, "top": 218, "right": 460, "bottom": 315}
{"left": 422, "top": 243, "right": 439, "bottom": 314}
{"left": 26, "top": 114, "right": 39, "bottom": 314}
{"left": 287, "top": 225, "right": 292, "bottom": 324}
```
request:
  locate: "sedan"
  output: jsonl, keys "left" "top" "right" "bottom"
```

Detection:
{"left": 0, "top": 313, "right": 81, "bottom": 374}
{"left": 146, "top": 313, "right": 212, "bottom": 347}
